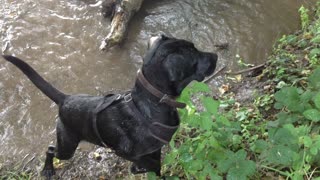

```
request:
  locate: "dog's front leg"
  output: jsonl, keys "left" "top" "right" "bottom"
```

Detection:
{"left": 41, "top": 145, "right": 56, "bottom": 178}
{"left": 131, "top": 149, "right": 161, "bottom": 176}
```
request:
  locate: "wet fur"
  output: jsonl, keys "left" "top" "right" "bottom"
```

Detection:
{"left": 2, "top": 35, "right": 217, "bottom": 177}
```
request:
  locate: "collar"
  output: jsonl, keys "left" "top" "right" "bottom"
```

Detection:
{"left": 137, "top": 69, "right": 186, "bottom": 109}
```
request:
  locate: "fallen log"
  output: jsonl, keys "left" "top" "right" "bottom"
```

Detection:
{"left": 100, "top": 0, "right": 144, "bottom": 50}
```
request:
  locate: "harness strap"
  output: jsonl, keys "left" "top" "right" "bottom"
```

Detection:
{"left": 93, "top": 94, "right": 121, "bottom": 147}
{"left": 124, "top": 93, "right": 179, "bottom": 144}
{"left": 149, "top": 122, "right": 179, "bottom": 144}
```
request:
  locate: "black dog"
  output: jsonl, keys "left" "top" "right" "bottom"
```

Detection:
{"left": 2, "top": 35, "right": 217, "bottom": 178}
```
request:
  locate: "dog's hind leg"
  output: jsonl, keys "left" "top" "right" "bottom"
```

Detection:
{"left": 41, "top": 120, "right": 80, "bottom": 178}
{"left": 131, "top": 149, "right": 161, "bottom": 176}
{"left": 41, "top": 145, "right": 56, "bottom": 178}
{"left": 55, "top": 121, "right": 80, "bottom": 160}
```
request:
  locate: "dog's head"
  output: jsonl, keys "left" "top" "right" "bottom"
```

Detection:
{"left": 142, "top": 35, "right": 218, "bottom": 96}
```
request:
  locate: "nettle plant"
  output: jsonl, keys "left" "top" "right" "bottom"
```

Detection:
{"left": 162, "top": 69, "right": 320, "bottom": 180}
{"left": 258, "top": 68, "right": 320, "bottom": 179}
{"left": 162, "top": 82, "right": 256, "bottom": 180}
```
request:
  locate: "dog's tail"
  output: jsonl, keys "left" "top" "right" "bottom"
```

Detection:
{"left": 3, "top": 55, "right": 67, "bottom": 104}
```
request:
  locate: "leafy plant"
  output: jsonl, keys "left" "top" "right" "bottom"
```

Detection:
{"left": 258, "top": 68, "right": 320, "bottom": 179}
{"left": 299, "top": 6, "right": 310, "bottom": 31}
{"left": 163, "top": 82, "right": 256, "bottom": 179}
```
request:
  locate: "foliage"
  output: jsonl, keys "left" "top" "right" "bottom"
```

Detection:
{"left": 163, "top": 82, "right": 256, "bottom": 179}
{"left": 163, "top": 2, "right": 320, "bottom": 179}
{"left": 260, "top": 68, "right": 320, "bottom": 179}
{"left": 299, "top": 6, "right": 310, "bottom": 31}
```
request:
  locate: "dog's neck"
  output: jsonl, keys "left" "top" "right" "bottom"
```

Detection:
{"left": 131, "top": 80, "right": 179, "bottom": 126}
{"left": 136, "top": 69, "right": 185, "bottom": 109}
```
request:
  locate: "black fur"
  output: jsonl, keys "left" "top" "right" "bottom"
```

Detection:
{"left": 2, "top": 35, "right": 217, "bottom": 178}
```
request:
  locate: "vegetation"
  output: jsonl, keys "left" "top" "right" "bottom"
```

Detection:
{"left": 162, "top": 2, "right": 320, "bottom": 179}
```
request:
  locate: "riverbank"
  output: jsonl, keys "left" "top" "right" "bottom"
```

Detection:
{"left": 163, "top": 2, "right": 320, "bottom": 179}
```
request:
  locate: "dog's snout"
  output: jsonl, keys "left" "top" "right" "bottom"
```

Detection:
{"left": 203, "top": 53, "right": 218, "bottom": 76}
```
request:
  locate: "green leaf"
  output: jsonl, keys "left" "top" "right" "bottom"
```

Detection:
{"left": 310, "top": 146, "right": 318, "bottom": 155}
{"left": 274, "top": 87, "right": 303, "bottom": 112}
{"left": 314, "top": 92, "right": 320, "bottom": 110}
{"left": 195, "top": 140, "right": 206, "bottom": 155}
{"left": 236, "top": 111, "right": 247, "bottom": 121}
{"left": 276, "top": 112, "right": 300, "bottom": 125}
{"left": 311, "top": 35, "right": 320, "bottom": 43}
{"left": 164, "top": 176, "right": 180, "bottom": 180}
{"left": 198, "top": 112, "right": 214, "bottom": 130}
{"left": 186, "top": 159, "right": 203, "bottom": 171}
{"left": 164, "top": 149, "right": 178, "bottom": 164}
{"left": 269, "top": 127, "right": 298, "bottom": 146}
{"left": 190, "top": 82, "right": 211, "bottom": 93}
{"left": 202, "top": 97, "right": 220, "bottom": 116}
{"left": 301, "top": 90, "right": 314, "bottom": 103}
{"left": 303, "top": 109, "right": 320, "bottom": 122}
{"left": 208, "top": 136, "right": 221, "bottom": 149}
{"left": 310, "top": 48, "right": 320, "bottom": 57}
{"left": 201, "top": 165, "right": 223, "bottom": 180}
{"left": 252, "top": 140, "right": 269, "bottom": 153}
{"left": 264, "top": 144, "right": 299, "bottom": 166}
{"left": 208, "top": 148, "right": 228, "bottom": 162}
{"left": 217, "top": 150, "right": 253, "bottom": 174}
{"left": 180, "top": 152, "right": 192, "bottom": 163}
{"left": 286, "top": 35, "right": 298, "bottom": 45}
{"left": 226, "top": 160, "right": 256, "bottom": 180}
{"left": 187, "top": 113, "right": 201, "bottom": 127}
{"left": 298, "top": 39, "right": 308, "bottom": 48}
{"left": 301, "top": 136, "right": 312, "bottom": 148}
{"left": 217, "top": 151, "right": 235, "bottom": 173}
{"left": 147, "top": 172, "right": 157, "bottom": 180}
{"left": 308, "top": 68, "right": 320, "bottom": 89}
{"left": 274, "top": 102, "right": 284, "bottom": 109}
{"left": 232, "top": 135, "right": 242, "bottom": 146}
{"left": 216, "top": 115, "right": 231, "bottom": 126}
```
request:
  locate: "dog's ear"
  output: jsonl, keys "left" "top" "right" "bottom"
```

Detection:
{"left": 164, "top": 54, "right": 192, "bottom": 82}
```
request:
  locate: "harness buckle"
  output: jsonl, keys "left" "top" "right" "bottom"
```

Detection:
{"left": 159, "top": 94, "right": 169, "bottom": 103}
{"left": 124, "top": 93, "right": 132, "bottom": 102}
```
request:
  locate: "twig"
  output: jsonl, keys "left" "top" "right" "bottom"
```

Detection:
{"left": 203, "top": 65, "right": 227, "bottom": 83}
{"left": 22, "top": 155, "right": 36, "bottom": 170}
{"left": 203, "top": 63, "right": 266, "bottom": 83}
{"left": 226, "top": 63, "right": 266, "bottom": 75}
{"left": 15, "top": 154, "right": 29, "bottom": 170}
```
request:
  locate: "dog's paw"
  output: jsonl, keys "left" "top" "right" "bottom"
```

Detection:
{"left": 130, "top": 164, "right": 147, "bottom": 174}
{"left": 41, "top": 168, "right": 56, "bottom": 179}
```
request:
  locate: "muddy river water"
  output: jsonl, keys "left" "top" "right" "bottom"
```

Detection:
{"left": 0, "top": 0, "right": 315, "bottom": 173}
